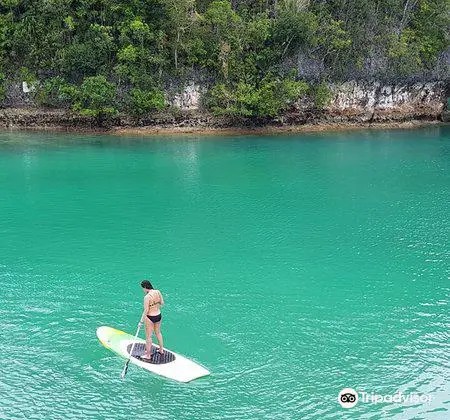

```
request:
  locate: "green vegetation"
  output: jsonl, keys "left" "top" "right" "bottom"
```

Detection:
{"left": 69, "top": 76, "right": 118, "bottom": 121}
{"left": 128, "top": 88, "right": 165, "bottom": 116}
{"left": 0, "top": 0, "right": 448, "bottom": 118}
{"left": 35, "top": 76, "right": 70, "bottom": 107}
{"left": 310, "top": 81, "right": 332, "bottom": 109}
{"left": 209, "top": 77, "right": 309, "bottom": 117}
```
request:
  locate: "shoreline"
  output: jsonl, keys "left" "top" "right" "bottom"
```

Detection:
{"left": 113, "top": 120, "right": 446, "bottom": 137}
{"left": 0, "top": 118, "right": 446, "bottom": 138}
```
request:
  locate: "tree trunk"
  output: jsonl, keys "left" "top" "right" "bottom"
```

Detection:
{"left": 175, "top": 29, "right": 180, "bottom": 70}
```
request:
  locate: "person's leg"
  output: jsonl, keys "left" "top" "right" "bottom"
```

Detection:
{"left": 143, "top": 317, "right": 153, "bottom": 359}
{"left": 153, "top": 321, "right": 164, "bottom": 354}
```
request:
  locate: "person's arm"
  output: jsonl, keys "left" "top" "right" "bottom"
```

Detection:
{"left": 159, "top": 291, "right": 164, "bottom": 306}
{"left": 140, "top": 296, "right": 149, "bottom": 324}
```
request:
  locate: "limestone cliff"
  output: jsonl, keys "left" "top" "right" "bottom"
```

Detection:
{"left": 0, "top": 81, "right": 447, "bottom": 131}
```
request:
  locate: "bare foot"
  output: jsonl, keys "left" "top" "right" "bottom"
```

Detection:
{"left": 140, "top": 353, "right": 153, "bottom": 360}
{"left": 157, "top": 349, "right": 164, "bottom": 355}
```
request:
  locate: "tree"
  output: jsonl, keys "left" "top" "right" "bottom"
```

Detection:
{"left": 273, "top": 0, "right": 317, "bottom": 59}
{"left": 128, "top": 88, "right": 165, "bottom": 116}
{"left": 163, "top": 0, "right": 195, "bottom": 70}
{"left": 70, "top": 75, "right": 117, "bottom": 122}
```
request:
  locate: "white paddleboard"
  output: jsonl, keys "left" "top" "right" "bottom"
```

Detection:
{"left": 97, "top": 326, "right": 210, "bottom": 383}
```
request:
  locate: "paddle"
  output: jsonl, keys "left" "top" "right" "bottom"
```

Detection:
{"left": 120, "top": 317, "right": 143, "bottom": 379}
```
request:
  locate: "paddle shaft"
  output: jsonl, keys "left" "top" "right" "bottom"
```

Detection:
{"left": 120, "top": 316, "right": 144, "bottom": 379}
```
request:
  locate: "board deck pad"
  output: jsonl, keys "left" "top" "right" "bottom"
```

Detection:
{"left": 127, "top": 343, "right": 176, "bottom": 364}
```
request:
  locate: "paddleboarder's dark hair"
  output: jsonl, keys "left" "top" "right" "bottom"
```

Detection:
{"left": 141, "top": 280, "right": 153, "bottom": 289}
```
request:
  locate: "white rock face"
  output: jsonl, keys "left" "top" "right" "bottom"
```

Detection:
{"left": 326, "top": 81, "right": 445, "bottom": 118}
{"left": 329, "top": 81, "right": 379, "bottom": 111}
{"left": 169, "top": 83, "right": 204, "bottom": 111}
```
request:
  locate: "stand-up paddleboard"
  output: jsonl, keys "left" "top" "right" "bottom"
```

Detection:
{"left": 97, "top": 326, "right": 210, "bottom": 382}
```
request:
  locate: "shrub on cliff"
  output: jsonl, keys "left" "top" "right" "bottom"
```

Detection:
{"left": 128, "top": 88, "right": 165, "bottom": 116}
{"left": 35, "top": 77, "right": 72, "bottom": 108}
{"left": 208, "top": 77, "right": 308, "bottom": 118}
{"left": 68, "top": 76, "right": 117, "bottom": 122}
{"left": 310, "top": 81, "right": 331, "bottom": 109}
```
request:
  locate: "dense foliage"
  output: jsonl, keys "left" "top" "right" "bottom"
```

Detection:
{"left": 0, "top": 0, "right": 448, "bottom": 118}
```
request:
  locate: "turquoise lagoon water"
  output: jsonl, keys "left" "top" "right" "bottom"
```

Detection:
{"left": 0, "top": 127, "right": 449, "bottom": 419}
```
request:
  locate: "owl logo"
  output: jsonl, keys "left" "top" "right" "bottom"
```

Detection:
{"left": 338, "top": 388, "right": 358, "bottom": 408}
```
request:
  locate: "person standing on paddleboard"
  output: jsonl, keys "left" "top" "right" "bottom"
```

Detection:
{"left": 140, "top": 280, "right": 164, "bottom": 359}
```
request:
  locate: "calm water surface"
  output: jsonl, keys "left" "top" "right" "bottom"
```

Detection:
{"left": 0, "top": 127, "right": 449, "bottom": 419}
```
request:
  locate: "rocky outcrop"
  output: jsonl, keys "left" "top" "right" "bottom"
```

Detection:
{"left": 0, "top": 108, "right": 97, "bottom": 129}
{"left": 167, "top": 83, "right": 205, "bottom": 111}
{"left": 0, "top": 80, "right": 447, "bottom": 131}
{"left": 324, "top": 81, "right": 446, "bottom": 122}
{"left": 164, "top": 80, "right": 447, "bottom": 123}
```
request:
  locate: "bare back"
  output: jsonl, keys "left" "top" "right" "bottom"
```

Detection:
{"left": 144, "top": 289, "right": 164, "bottom": 316}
